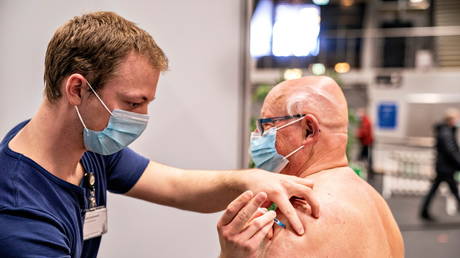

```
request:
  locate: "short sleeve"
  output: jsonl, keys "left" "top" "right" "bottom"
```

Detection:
{"left": 104, "top": 147, "right": 149, "bottom": 194}
{"left": 0, "top": 209, "right": 71, "bottom": 258}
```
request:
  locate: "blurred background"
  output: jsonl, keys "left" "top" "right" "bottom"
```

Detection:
{"left": 1, "top": 0, "right": 460, "bottom": 257}
{"left": 247, "top": 0, "right": 460, "bottom": 257}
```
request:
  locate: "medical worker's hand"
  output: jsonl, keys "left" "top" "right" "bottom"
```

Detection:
{"left": 218, "top": 191, "right": 274, "bottom": 258}
{"left": 242, "top": 169, "right": 320, "bottom": 235}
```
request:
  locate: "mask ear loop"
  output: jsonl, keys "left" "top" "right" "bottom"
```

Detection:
{"left": 276, "top": 115, "right": 306, "bottom": 131}
{"left": 85, "top": 80, "right": 113, "bottom": 116}
{"left": 285, "top": 145, "right": 304, "bottom": 159}
{"left": 276, "top": 115, "right": 307, "bottom": 158}
{"left": 75, "top": 106, "right": 88, "bottom": 129}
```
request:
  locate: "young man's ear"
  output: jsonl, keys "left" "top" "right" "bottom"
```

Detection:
{"left": 64, "top": 74, "right": 87, "bottom": 106}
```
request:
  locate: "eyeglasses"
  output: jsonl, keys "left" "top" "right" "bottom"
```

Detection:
{"left": 256, "top": 114, "right": 306, "bottom": 135}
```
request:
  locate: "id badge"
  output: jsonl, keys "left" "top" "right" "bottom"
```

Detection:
{"left": 83, "top": 206, "right": 108, "bottom": 240}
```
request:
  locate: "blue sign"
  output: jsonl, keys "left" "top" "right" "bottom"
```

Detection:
{"left": 378, "top": 102, "right": 398, "bottom": 129}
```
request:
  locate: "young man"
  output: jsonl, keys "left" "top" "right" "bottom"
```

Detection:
{"left": 0, "top": 12, "right": 318, "bottom": 257}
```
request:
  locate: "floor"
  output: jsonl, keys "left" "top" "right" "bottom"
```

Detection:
{"left": 371, "top": 175, "right": 460, "bottom": 258}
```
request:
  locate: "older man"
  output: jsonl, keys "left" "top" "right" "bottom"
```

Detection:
{"left": 218, "top": 76, "right": 404, "bottom": 258}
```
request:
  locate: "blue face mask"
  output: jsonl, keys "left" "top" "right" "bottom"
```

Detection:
{"left": 250, "top": 116, "right": 305, "bottom": 173}
{"left": 75, "top": 81, "right": 149, "bottom": 155}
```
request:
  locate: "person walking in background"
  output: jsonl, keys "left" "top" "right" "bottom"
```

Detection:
{"left": 420, "top": 108, "right": 460, "bottom": 221}
{"left": 356, "top": 108, "right": 374, "bottom": 181}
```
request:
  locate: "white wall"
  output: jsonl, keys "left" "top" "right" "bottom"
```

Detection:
{"left": 0, "top": 1, "right": 244, "bottom": 257}
{"left": 368, "top": 70, "right": 460, "bottom": 139}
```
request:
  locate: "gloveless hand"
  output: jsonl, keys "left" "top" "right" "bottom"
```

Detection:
{"left": 241, "top": 169, "right": 320, "bottom": 235}
{"left": 218, "top": 191, "right": 275, "bottom": 258}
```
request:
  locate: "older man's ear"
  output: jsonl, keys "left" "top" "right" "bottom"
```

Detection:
{"left": 303, "top": 115, "right": 320, "bottom": 144}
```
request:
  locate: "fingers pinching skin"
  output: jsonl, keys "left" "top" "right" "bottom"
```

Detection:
{"left": 270, "top": 177, "right": 319, "bottom": 235}
{"left": 218, "top": 190, "right": 254, "bottom": 227}
{"left": 292, "top": 184, "right": 320, "bottom": 218}
{"left": 275, "top": 195, "right": 305, "bottom": 235}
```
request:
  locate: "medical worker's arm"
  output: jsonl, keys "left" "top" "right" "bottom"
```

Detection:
{"left": 126, "top": 160, "right": 319, "bottom": 235}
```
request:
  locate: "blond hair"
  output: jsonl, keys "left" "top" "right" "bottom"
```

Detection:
{"left": 44, "top": 11, "right": 168, "bottom": 102}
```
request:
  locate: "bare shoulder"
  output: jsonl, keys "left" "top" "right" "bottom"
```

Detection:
{"left": 309, "top": 167, "right": 404, "bottom": 257}
{"left": 264, "top": 168, "right": 404, "bottom": 258}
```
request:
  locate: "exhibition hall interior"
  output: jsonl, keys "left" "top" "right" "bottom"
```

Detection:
{"left": 1, "top": 0, "right": 460, "bottom": 257}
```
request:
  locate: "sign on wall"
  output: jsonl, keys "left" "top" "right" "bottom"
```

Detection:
{"left": 378, "top": 102, "right": 398, "bottom": 130}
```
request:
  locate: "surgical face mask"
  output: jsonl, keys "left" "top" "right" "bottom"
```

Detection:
{"left": 250, "top": 116, "right": 305, "bottom": 173}
{"left": 75, "top": 81, "right": 149, "bottom": 155}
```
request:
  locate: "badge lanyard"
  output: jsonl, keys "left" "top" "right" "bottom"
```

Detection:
{"left": 82, "top": 171, "right": 108, "bottom": 240}
{"left": 84, "top": 172, "right": 97, "bottom": 209}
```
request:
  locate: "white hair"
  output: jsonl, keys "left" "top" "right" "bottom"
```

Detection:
{"left": 286, "top": 93, "right": 312, "bottom": 116}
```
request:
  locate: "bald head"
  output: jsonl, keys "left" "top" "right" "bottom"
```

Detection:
{"left": 262, "top": 76, "right": 348, "bottom": 133}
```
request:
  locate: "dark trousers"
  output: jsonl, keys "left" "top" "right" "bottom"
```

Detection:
{"left": 421, "top": 172, "right": 460, "bottom": 214}
{"left": 359, "top": 145, "right": 369, "bottom": 161}
{"left": 359, "top": 145, "right": 374, "bottom": 180}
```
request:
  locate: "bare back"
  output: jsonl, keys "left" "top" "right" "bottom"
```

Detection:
{"left": 262, "top": 168, "right": 404, "bottom": 258}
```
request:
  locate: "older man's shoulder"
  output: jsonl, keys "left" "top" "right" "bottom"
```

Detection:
{"left": 308, "top": 166, "right": 371, "bottom": 196}
{"left": 308, "top": 167, "right": 391, "bottom": 224}
{"left": 289, "top": 167, "right": 403, "bottom": 257}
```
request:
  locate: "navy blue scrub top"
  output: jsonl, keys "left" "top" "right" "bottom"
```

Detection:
{"left": 0, "top": 120, "right": 149, "bottom": 257}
